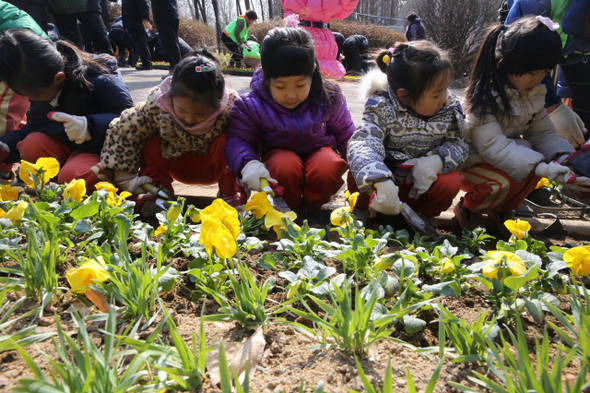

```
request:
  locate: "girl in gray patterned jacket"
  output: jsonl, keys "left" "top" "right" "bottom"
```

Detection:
{"left": 347, "top": 40, "right": 468, "bottom": 219}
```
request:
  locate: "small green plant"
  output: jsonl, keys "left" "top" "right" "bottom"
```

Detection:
{"left": 336, "top": 232, "right": 387, "bottom": 281}
{"left": 272, "top": 221, "right": 335, "bottom": 265}
{"left": 279, "top": 256, "right": 339, "bottom": 299}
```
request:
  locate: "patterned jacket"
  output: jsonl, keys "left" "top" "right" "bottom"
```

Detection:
{"left": 347, "top": 70, "right": 468, "bottom": 193}
{"left": 100, "top": 85, "right": 237, "bottom": 172}
{"left": 461, "top": 84, "right": 574, "bottom": 182}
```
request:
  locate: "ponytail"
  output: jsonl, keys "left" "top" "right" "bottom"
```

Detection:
{"left": 56, "top": 40, "right": 112, "bottom": 91}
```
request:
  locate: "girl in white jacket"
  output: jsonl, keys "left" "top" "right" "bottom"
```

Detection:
{"left": 456, "top": 16, "right": 590, "bottom": 236}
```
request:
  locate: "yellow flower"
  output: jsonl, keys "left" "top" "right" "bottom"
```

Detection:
{"left": 563, "top": 246, "right": 590, "bottom": 277}
{"left": 286, "top": 281, "right": 303, "bottom": 300}
{"left": 440, "top": 257, "right": 455, "bottom": 274}
{"left": 0, "top": 185, "right": 19, "bottom": 201}
{"left": 482, "top": 251, "right": 526, "bottom": 282}
{"left": 345, "top": 190, "right": 358, "bottom": 210}
{"left": 199, "top": 217, "right": 236, "bottom": 258}
{"left": 187, "top": 206, "right": 201, "bottom": 223}
{"left": 167, "top": 201, "right": 182, "bottom": 223}
{"left": 200, "top": 198, "right": 240, "bottom": 239}
{"left": 106, "top": 191, "right": 132, "bottom": 207}
{"left": 63, "top": 178, "right": 86, "bottom": 203}
{"left": 374, "top": 254, "right": 396, "bottom": 271}
{"left": 66, "top": 257, "right": 110, "bottom": 294}
{"left": 504, "top": 219, "right": 531, "bottom": 240}
{"left": 245, "top": 191, "right": 274, "bottom": 219}
{"left": 330, "top": 207, "right": 352, "bottom": 226}
{"left": 535, "top": 177, "right": 550, "bottom": 189}
{"left": 95, "top": 182, "right": 118, "bottom": 193}
{"left": 265, "top": 209, "right": 299, "bottom": 238}
{"left": 19, "top": 158, "right": 60, "bottom": 187}
{"left": 0, "top": 208, "right": 4, "bottom": 218}
{"left": 155, "top": 225, "right": 167, "bottom": 236}
{"left": 4, "top": 200, "right": 28, "bottom": 223}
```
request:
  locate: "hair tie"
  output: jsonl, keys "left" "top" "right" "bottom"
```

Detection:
{"left": 536, "top": 15, "right": 559, "bottom": 31}
{"left": 195, "top": 65, "right": 214, "bottom": 73}
{"left": 382, "top": 47, "right": 395, "bottom": 63}
{"left": 501, "top": 25, "right": 508, "bottom": 31}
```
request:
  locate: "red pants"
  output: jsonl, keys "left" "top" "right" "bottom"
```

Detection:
{"left": 0, "top": 84, "right": 29, "bottom": 173}
{"left": 17, "top": 132, "right": 105, "bottom": 191}
{"left": 460, "top": 164, "right": 540, "bottom": 213}
{"left": 141, "top": 133, "right": 236, "bottom": 195}
{"left": 350, "top": 171, "right": 464, "bottom": 217}
{"left": 263, "top": 147, "right": 348, "bottom": 210}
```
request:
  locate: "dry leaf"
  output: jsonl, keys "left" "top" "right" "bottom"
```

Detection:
{"left": 206, "top": 326, "right": 266, "bottom": 387}
{"left": 84, "top": 288, "right": 110, "bottom": 313}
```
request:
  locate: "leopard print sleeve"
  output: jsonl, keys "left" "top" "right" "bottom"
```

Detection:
{"left": 100, "top": 88, "right": 161, "bottom": 172}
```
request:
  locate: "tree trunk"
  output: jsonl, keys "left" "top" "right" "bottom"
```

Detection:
{"left": 258, "top": 0, "right": 265, "bottom": 20}
{"left": 236, "top": 0, "right": 242, "bottom": 16}
{"left": 212, "top": 0, "right": 222, "bottom": 53}
{"left": 244, "top": 0, "right": 251, "bottom": 11}
{"left": 268, "top": 0, "right": 272, "bottom": 19}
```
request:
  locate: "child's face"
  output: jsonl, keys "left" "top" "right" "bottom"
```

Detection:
{"left": 268, "top": 75, "right": 312, "bottom": 110}
{"left": 15, "top": 72, "right": 65, "bottom": 102}
{"left": 407, "top": 72, "right": 450, "bottom": 117}
{"left": 506, "top": 70, "right": 549, "bottom": 97}
{"left": 172, "top": 96, "right": 214, "bottom": 126}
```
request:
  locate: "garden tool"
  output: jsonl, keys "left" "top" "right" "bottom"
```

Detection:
{"left": 567, "top": 149, "right": 590, "bottom": 179}
{"left": 399, "top": 202, "right": 440, "bottom": 241}
{"left": 260, "top": 178, "right": 290, "bottom": 212}
{"left": 141, "top": 183, "right": 174, "bottom": 211}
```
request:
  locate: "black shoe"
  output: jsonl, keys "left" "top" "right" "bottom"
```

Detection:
{"left": 135, "top": 64, "right": 153, "bottom": 70}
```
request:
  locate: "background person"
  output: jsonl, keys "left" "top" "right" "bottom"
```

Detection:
{"left": 220, "top": 9, "right": 257, "bottom": 68}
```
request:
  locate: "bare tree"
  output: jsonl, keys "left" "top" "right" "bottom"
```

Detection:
{"left": 193, "top": 0, "right": 207, "bottom": 22}
{"left": 412, "top": 0, "right": 498, "bottom": 77}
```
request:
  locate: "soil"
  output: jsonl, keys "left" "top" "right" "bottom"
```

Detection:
{"left": 0, "top": 203, "right": 588, "bottom": 393}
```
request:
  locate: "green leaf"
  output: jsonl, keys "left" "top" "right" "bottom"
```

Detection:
{"left": 70, "top": 193, "right": 99, "bottom": 219}
{"left": 524, "top": 298, "right": 544, "bottom": 324}
{"left": 403, "top": 315, "right": 426, "bottom": 334}
{"left": 503, "top": 265, "right": 539, "bottom": 291}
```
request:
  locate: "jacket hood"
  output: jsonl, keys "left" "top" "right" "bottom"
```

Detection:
{"left": 359, "top": 68, "right": 388, "bottom": 100}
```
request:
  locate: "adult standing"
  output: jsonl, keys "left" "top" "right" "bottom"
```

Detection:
{"left": 507, "top": 0, "right": 590, "bottom": 148}
{"left": 405, "top": 12, "right": 427, "bottom": 41}
{"left": 150, "top": 0, "right": 180, "bottom": 69}
{"left": 48, "top": 0, "right": 114, "bottom": 54}
{"left": 221, "top": 9, "right": 257, "bottom": 68}
{"left": 122, "top": 0, "right": 152, "bottom": 70}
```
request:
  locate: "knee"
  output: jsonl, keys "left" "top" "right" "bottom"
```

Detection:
{"left": 434, "top": 171, "right": 464, "bottom": 195}
{"left": 17, "top": 133, "right": 49, "bottom": 161}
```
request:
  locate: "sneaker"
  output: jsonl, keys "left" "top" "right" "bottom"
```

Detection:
{"left": 487, "top": 209, "right": 515, "bottom": 239}
{"left": 0, "top": 170, "right": 17, "bottom": 186}
{"left": 135, "top": 64, "right": 153, "bottom": 70}
{"left": 453, "top": 197, "right": 485, "bottom": 232}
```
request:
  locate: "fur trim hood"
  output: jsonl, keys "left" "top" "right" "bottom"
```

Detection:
{"left": 359, "top": 68, "right": 388, "bottom": 100}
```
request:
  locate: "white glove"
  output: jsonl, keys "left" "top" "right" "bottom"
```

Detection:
{"left": 240, "top": 160, "right": 276, "bottom": 192}
{"left": 240, "top": 42, "right": 247, "bottom": 49}
{"left": 534, "top": 162, "right": 576, "bottom": 184}
{"left": 48, "top": 111, "right": 91, "bottom": 144}
{"left": 369, "top": 179, "right": 401, "bottom": 217}
{"left": 549, "top": 104, "right": 587, "bottom": 149}
{"left": 401, "top": 155, "right": 444, "bottom": 199}
{"left": 562, "top": 176, "right": 590, "bottom": 192}
{"left": 114, "top": 170, "right": 153, "bottom": 194}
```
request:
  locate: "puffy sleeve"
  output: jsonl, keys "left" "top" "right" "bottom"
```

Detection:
{"left": 326, "top": 86, "right": 355, "bottom": 157}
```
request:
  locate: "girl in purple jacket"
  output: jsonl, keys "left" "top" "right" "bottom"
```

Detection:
{"left": 224, "top": 27, "right": 355, "bottom": 211}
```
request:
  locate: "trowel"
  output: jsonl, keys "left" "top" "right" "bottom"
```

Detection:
{"left": 399, "top": 202, "right": 440, "bottom": 240}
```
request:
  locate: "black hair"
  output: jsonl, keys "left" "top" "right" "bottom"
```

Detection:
{"left": 168, "top": 48, "right": 225, "bottom": 110}
{"left": 407, "top": 12, "right": 419, "bottom": 22}
{"left": 245, "top": 10, "right": 257, "bottom": 21}
{"left": 465, "top": 16, "right": 562, "bottom": 118}
{"left": 376, "top": 40, "right": 453, "bottom": 107}
{"left": 0, "top": 29, "right": 112, "bottom": 93}
{"left": 260, "top": 27, "right": 339, "bottom": 108}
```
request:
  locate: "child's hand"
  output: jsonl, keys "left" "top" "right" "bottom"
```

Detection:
{"left": 549, "top": 103, "right": 587, "bottom": 148}
{"left": 562, "top": 176, "right": 590, "bottom": 192}
{"left": 399, "top": 155, "right": 444, "bottom": 199}
{"left": 534, "top": 161, "right": 576, "bottom": 184}
{"left": 368, "top": 179, "right": 400, "bottom": 217}
{"left": 241, "top": 160, "right": 276, "bottom": 192}
{"left": 48, "top": 112, "right": 91, "bottom": 144}
{"left": 114, "top": 170, "right": 153, "bottom": 194}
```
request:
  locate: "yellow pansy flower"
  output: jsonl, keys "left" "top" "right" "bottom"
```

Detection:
{"left": 95, "top": 182, "right": 119, "bottom": 193}
{"left": 563, "top": 246, "right": 590, "bottom": 277}
{"left": 440, "top": 257, "right": 455, "bottom": 274}
{"left": 374, "top": 254, "right": 396, "bottom": 272}
{"left": 66, "top": 257, "right": 110, "bottom": 294}
{"left": 155, "top": 225, "right": 167, "bottom": 236}
{"left": 106, "top": 191, "right": 132, "bottom": 207}
{"left": 63, "top": 178, "right": 86, "bottom": 203}
{"left": 265, "top": 209, "right": 299, "bottom": 238}
{"left": 200, "top": 198, "right": 240, "bottom": 239}
{"left": 482, "top": 251, "right": 526, "bottom": 282}
{"left": 4, "top": 200, "right": 28, "bottom": 223}
{"left": 245, "top": 191, "right": 274, "bottom": 219}
{"left": 286, "top": 281, "right": 303, "bottom": 300}
{"left": 19, "top": 158, "right": 60, "bottom": 187}
{"left": 187, "top": 206, "right": 201, "bottom": 223}
{"left": 345, "top": 190, "right": 358, "bottom": 210}
{"left": 504, "top": 219, "right": 531, "bottom": 240}
{"left": 0, "top": 208, "right": 5, "bottom": 218}
{"left": 330, "top": 207, "right": 352, "bottom": 226}
{"left": 167, "top": 201, "right": 182, "bottom": 223}
{"left": 0, "top": 185, "right": 19, "bottom": 202}
{"left": 199, "top": 217, "right": 236, "bottom": 258}
{"left": 535, "top": 177, "right": 550, "bottom": 189}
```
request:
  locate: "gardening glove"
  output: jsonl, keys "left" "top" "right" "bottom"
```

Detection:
{"left": 534, "top": 161, "right": 576, "bottom": 184}
{"left": 549, "top": 104, "right": 587, "bottom": 149}
{"left": 368, "top": 179, "right": 401, "bottom": 217}
{"left": 561, "top": 175, "right": 590, "bottom": 193}
{"left": 240, "top": 160, "right": 276, "bottom": 192}
{"left": 581, "top": 139, "right": 590, "bottom": 151}
{"left": 0, "top": 141, "right": 9, "bottom": 163}
{"left": 48, "top": 111, "right": 91, "bottom": 144}
{"left": 399, "top": 154, "right": 444, "bottom": 199}
{"left": 114, "top": 170, "right": 153, "bottom": 194}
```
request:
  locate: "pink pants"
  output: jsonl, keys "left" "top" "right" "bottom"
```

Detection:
{"left": 460, "top": 164, "right": 540, "bottom": 213}
{"left": 350, "top": 171, "right": 464, "bottom": 217}
{"left": 263, "top": 147, "right": 348, "bottom": 210}
{"left": 17, "top": 132, "right": 106, "bottom": 191}
{"left": 141, "top": 133, "right": 236, "bottom": 195}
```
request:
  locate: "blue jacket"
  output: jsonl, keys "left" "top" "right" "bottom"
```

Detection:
{"left": 0, "top": 57, "right": 133, "bottom": 163}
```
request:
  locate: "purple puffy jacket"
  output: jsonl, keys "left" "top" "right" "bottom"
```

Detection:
{"left": 224, "top": 69, "right": 355, "bottom": 176}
